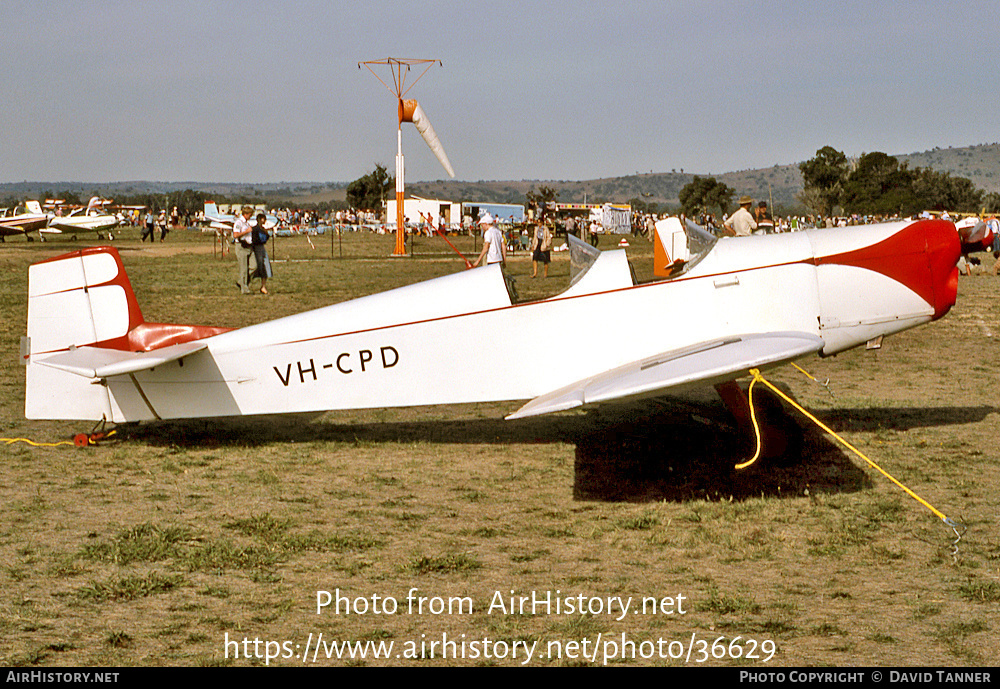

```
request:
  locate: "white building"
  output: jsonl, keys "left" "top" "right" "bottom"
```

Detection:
{"left": 383, "top": 196, "right": 462, "bottom": 231}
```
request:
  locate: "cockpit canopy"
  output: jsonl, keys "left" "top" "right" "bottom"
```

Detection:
{"left": 559, "top": 217, "right": 718, "bottom": 300}
{"left": 652, "top": 217, "right": 717, "bottom": 278}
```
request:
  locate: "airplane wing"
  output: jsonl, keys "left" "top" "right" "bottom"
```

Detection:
{"left": 505, "top": 332, "right": 825, "bottom": 420}
{"left": 33, "top": 340, "right": 209, "bottom": 379}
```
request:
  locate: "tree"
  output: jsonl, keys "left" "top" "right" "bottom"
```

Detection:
{"left": 798, "top": 146, "right": 849, "bottom": 216}
{"left": 678, "top": 176, "right": 734, "bottom": 217}
{"left": 346, "top": 164, "right": 394, "bottom": 211}
{"left": 628, "top": 197, "right": 661, "bottom": 216}
{"left": 837, "top": 151, "right": 984, "bottom": 216}
{"left": 166, "top": 189, "right": 210, "bottom": 215}
{"left": 525, "top": 185, "right": 558, "bottom": 218}
{"left": 910, "top": 168, "right": 983, "bottom": 212}
{"left": 840, "top": 152, "right": 916, "bottom": 215}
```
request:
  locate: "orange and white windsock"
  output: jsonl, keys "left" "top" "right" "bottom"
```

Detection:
{"left": 399, "top": 99, "right": 455, "bottom": 178}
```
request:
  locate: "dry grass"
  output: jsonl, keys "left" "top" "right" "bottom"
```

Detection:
{"left": 0, "top": 228, "right": 998, "bottom": 666}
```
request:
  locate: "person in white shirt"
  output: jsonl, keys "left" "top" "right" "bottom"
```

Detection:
{"left": 722, "top": 196, "right": 758, "bottom": 237}
{"left": 472, "top": 214, "right": 506, "bottom": 267}
{"left": 233, "top": 206, "right": 255, "bottom": 294}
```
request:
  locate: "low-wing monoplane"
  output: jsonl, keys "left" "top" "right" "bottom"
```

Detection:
{"left": 201, "top": 202, "right": 277, "bottom": 232}
{"left": 44, "top": 197, "right": 119, "bottom": 239}
{"left": 24, "top": 216, "right": 961, "bottom": 445}
{"left": 0, "top": 201, "right": 48, "bottom": 241}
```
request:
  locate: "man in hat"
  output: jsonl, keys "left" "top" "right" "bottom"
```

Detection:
{"left": 472, "top": 213, "right": 506, "bottom": 267}
{"left": 722, "top": 196, "right": 758, "bottom": 237}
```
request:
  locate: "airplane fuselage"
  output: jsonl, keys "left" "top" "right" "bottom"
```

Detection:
{"left": 24, "top": 219, "right": 959, "bottom": 422}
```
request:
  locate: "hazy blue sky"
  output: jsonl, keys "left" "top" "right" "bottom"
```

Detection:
{"left": 2, "top": 0, "right": 997, "bottom": 183}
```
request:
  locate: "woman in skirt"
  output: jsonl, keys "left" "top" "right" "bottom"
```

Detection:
{"left": 530, "top": 223, "right": 553, "bottom": 278}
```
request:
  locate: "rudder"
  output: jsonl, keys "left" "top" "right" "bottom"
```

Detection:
{"left": 24, "top": 246, "right": 143, "bottom": 420}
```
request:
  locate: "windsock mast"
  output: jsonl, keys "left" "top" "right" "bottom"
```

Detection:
{"left": 360, "top": 57, "right": 453, "bottom": 256}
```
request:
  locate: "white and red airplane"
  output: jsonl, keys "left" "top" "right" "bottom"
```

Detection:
{"left": 23, "top": 217, "right": 960, "bottom": 436}
{"left": 44, "top": 197, "right": 119, "bottom": 239}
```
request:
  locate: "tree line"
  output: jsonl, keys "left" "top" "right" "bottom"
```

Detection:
{"left": 3, "top": 187, "right": 354, "bottom": 215}
{"left": 343, "top": 147, "right": 1000, "bottom": 222}
{"left": 799, "top": 146, "right": 996, "bottom": 217}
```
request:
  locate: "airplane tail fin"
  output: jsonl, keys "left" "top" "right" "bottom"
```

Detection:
{"left": 24, "top": 246, "right": 231, "bottom": 421}
{"left": 25, "top": 200, "right": 43, "bottom": 215}
{"left": 653, "top": 217, "right": 689, "bottom": 277}
{"left": 24, "top": 246, "right": 144, "bottom": 420}
{"left": 204, "top": 201, "right": 219, "bottom": 218}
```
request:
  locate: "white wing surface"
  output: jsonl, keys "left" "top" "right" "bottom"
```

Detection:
{"left": 506, "top": 332, "right": 824, "bottom": 420}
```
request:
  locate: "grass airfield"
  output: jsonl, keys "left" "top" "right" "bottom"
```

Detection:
{"left": 0, "top": 227, "right": 998, "bottom": 666}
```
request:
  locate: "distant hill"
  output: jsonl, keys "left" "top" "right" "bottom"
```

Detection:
{"left": 0, "top": 180, "right": 347, "bottom": 205}
{"left": 898, "top": 143, "right": 1000, "bottom": 194}
{"left": 408, "top": 164, "right": 807, "bottom": 211}
{"left": 410, "top": 143, "right": 1000, "bottom": 211}
{"left": 4, "top": 143, "right": 999, "bottom": 212}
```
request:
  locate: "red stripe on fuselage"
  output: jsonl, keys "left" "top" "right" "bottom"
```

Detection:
{"left": 815, "top": 219, "right": 960, "bottom": 320}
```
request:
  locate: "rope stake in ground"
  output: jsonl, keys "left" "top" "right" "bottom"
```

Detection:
{"left": 790, "top": 361, "right": 834, "bottom": 397}
{"left": 2, "top": 418, "right": 117, "bottom": 449}
{"left": 737, "top": 367, "right": 965, "bottom": 560}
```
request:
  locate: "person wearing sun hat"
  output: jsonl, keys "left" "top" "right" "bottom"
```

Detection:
{"left": 472, "top": 213, "right": 506, "bottom": 267}
{"left": 722, "top": 195, "right": 758, "bottom": 237}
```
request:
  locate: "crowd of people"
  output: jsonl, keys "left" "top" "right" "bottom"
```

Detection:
{"left": 112, "top": 195, "right": 1000, "bottom": 297}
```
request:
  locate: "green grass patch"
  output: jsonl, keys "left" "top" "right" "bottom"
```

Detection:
{"left": 697, "top": 588, "right": 761, "bottom": 615}
{"left": 411, "top": 553, "right": 483, "bottom": 574}
{"left": 105, "top": 631, "right": 133, "bottom": 648}
{"left": 615, "top": 512, "right": 660, "bottom": 530}
{"left": 181, "top": 539, "right": 279, "bottom": 572}
{"left": 77, "top": 572, "right": 184, "bottom": 602}
{"left": 81, "top": 523, "right": 194, "bottom": 565}
{"left": 958, "top": 579, "right": 1000, "bottom": 603}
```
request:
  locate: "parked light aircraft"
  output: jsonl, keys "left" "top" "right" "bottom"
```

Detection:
{"left": 202, "top": 202, "right": 277, "bottom": 232}
{"left": 44, "top": 197, "right": 119, "bottom": 239}
{"left": 23, "top": 216, "right": 961, "bottom": 446}
{"left": 0, "top": 201, "right": 48, "bottom": 240}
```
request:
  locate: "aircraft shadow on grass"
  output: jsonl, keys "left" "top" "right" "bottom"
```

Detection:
{"left": 118, "top": 390, "right": 996, "bottom": 504}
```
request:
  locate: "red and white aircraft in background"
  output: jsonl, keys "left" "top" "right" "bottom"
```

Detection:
{"left": 23, "top": 217, "right": 961, "bottom": 448}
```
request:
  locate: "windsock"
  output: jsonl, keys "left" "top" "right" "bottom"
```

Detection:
{"left": 399, "top": 99, "right": 455, "bottom": 178}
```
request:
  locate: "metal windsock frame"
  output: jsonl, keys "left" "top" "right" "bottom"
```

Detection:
{"left": 360, "top": 57, "right": 455, "bottom": 256}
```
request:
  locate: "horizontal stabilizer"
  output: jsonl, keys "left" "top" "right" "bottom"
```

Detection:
{"left": 506, "top": 332, "right": 824, "bottom": 420}
{"left": 35, "top": 340, "right": 208, "bottom": 379}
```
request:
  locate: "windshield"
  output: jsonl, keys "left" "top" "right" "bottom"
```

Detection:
{"left": 649, "top": 216, "right": 718, "bottom": 278}
{"left": 568, "top": 233, "right": 602, "bottom": 287}
{"left": 682, "top": 217, "right": 718, "bottom": 261}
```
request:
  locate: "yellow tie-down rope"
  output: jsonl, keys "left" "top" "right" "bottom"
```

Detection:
{"left": 736, "top": 367, "right": 965, "bottom": 559}
{"left": 2, "top": 419, "right": 117, "bottom": 449}
{"left": 1, "top": 437, "right": 75, "bottom": 448}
